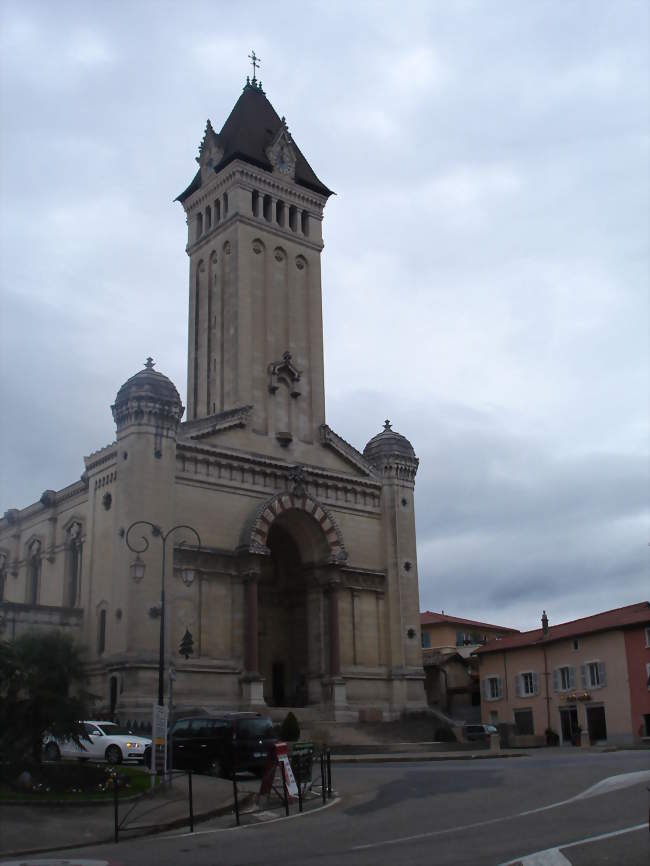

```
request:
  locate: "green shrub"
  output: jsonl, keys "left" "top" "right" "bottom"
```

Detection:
{"left": 280, "top": 711, "right": 300, "bottom": 742}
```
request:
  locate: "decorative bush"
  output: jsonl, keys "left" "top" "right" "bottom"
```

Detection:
{"left": 280, "top": 711, "right": 300, "bottom": 742}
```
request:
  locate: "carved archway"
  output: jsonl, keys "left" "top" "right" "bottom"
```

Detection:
{"left": 241, "top": 491, "right": 347, "bottom": 565}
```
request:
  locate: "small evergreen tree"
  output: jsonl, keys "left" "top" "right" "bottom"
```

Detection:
{"left": 280, "top": 711, "right": 300, "bottom": 742}
{"left": 179, "top": 628, "right": 194, "bottom": 660}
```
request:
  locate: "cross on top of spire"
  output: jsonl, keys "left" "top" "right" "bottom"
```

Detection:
{"left": 248, "top": 50, "right": 261, "bottom": 82}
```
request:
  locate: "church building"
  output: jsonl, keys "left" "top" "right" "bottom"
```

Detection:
{"left": 0, "top": 75, "right": 426, "bottom": 721}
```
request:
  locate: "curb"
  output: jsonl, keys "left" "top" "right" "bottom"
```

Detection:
{"left": 0, "top": 793, "right": 255, "bottom": 860}
{"left": 331, "top": 752, "right": 528, "bottom": 763}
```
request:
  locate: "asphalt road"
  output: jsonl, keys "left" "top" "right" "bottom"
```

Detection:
{"left": 3, "top": 749, "right": 649, "bottom": 866}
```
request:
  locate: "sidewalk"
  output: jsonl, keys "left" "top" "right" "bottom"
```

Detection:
{"left": 0, "top": 772, "right": 239, "bottom": 859}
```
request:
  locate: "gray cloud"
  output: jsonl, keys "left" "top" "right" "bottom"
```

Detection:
{"left": 1, "top": 0, "right": 647, "bottom": 632}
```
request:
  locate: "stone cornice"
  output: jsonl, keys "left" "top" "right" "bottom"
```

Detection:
{"left": 179, "top": 406, "right": 252, "bottom": 440}
{"left": 0, "top": 480, "right": 88, "bottom": 530}
{"left": 176, "top": 440, "right": 382, "bottom": 491}
{"left": 183, "top": 159, "right": 327, "bottom": 215}
{"left": 84, "top": 444, "right": 118, "bottom": 474}
{"left": 320, "top": 425, "right": 377, "bottom": 477}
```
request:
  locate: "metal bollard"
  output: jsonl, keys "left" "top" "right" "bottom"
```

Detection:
{"left": 320, "top": 751, "right": 326, "bottom": 804}
{"left": 327, "top": 749, "right": 332, "bottom": 798}
{"left": 298, "top": 778, "right": 303, "bottom": 813}
{"left": 188, "top": 770, "right": 194, "bottom": 833}
{"left": 232, "top": 769, "right": 240, "bottom": 826}
{"left": 113, "top": 771, "right": 119, "bottom": 843}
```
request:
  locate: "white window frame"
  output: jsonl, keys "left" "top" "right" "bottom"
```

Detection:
{"left": 516, "top": 671, "right": 538, "bottom": 697}
{"left": 483, "top": 675, "right": 503, "bottom": 701}
{"left": 584, "top": 660, "right": 606, "bottom": 689}
{"left": 555, "top": 665, "right": 575, "bottom": 692}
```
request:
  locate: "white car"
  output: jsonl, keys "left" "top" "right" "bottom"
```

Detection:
{"left": 44, "top": 720, "right": 152, "bottom": 765}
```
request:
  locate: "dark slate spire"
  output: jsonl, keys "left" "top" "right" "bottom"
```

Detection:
{"left": 176, "top": 84, "right": 332, "bottom": 202}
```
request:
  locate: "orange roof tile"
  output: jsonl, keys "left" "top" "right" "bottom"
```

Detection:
{"left": 476, "top": 601, "right": 650, "bottom": 654}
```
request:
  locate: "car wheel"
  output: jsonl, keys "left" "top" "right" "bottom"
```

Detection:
{"left": 143, "top": 746, "right": 152, "bottom": 768}
{"left": 105, "top": 744, "right": 123, "bottom": 765}
{"left": 44, "top": 742, "right": 61, "bottom": 762}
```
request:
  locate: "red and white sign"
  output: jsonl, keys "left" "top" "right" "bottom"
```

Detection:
{"left": 259, "top": 741, "right": 299, "bottom": 799}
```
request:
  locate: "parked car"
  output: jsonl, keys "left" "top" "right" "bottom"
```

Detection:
{"left": 463, "top": 723, "right": 498, "bottom": 743}
{"left": 169, "top": 713, "right": 277, "bottom": 777}
{"left": 44, "top": 721, "right": 152, "bottom": 765}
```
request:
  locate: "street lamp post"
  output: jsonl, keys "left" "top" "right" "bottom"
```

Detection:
{"left": 125, "top": 521, "right": 201, "bottom": 707}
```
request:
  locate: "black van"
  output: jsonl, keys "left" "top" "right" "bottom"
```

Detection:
{"left": 169, "top": 713, "right": 277, "bottom": 777}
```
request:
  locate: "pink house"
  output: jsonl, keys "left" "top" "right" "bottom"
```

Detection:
{"left": 475, "top": 602, "right": 650, "bottom": 746}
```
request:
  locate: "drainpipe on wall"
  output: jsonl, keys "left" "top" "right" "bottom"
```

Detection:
{"left": 542, "top": 644, "right": 551, "bottom": 734}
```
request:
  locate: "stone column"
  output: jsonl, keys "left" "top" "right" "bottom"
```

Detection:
{"left": 321, "top": 571, "right": 349, "bottom": 718}
{"left": 239, "top": 561, "right": 265, "bottom": 708}
{"left": 245, "top": 573, "right": 259, "bottom": 675}
{"left": 327, "top": 580, "right": 341, "bottom": 677}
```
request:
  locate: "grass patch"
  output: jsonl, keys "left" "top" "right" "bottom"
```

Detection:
{"left": 0, "top": 760, "right": 158, "bottom": 802}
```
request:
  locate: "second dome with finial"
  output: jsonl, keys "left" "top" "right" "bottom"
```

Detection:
{"left": 363, "top": 420, "right": 417, "bottom": 468}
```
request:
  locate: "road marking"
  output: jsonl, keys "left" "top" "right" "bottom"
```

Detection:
{"left": 573, "top": 769, "right": 650, "bottom": 800}
{"left": 498, "top": 822, "right": 647, "bottom": 865}
{"left": 351, "top": 770, "right": 649, "bottom": 851}
{"left": 155, "top": 795, "right": 341, "bottom": 840}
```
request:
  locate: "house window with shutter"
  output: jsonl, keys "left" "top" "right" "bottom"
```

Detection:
{"left": 583, "top": 660, "right": 606, "bottom": 689}
{"left": 516, "top": 671, "right": 539, "bottom": 696}
{"left": 645, "top": 627, "right": 650, "bottom": 648}
{"left": 554, "top": 665, "right": 576, "bottom": 692}
{"left": 482, "top": 675, "right": 503, "bottom": 701}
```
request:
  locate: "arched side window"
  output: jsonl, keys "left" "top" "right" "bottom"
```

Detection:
{"left": 64, "top": 521, "right": 83, "bottom": 608}
{"left": 205, "top": 205, "right": 212, "bottom": 230}
{"left": 215, "top": 198, "right": 221, "bottom": 222}
{"left": 97, "top": 605, "right": 107, "bottom": 655}
{"left": 0, "top": 550, "right": 7, "bottom": 602}
{"left": 223, "top": 192, "right": 229, "bottom": 217}
{"left": 196, "top": 211, "right": 203, "bottom": 240}
{"left": 26, "top": 538, "right": 42, "bottom": 605}
{"left": 301, "top": 210, "right": 310, "bottom": 236}
{"left": 252, "top": 190, "right": 259, "bottom": 216}
{"left": 288, "top": 205, "right": 297, "bottom": 232}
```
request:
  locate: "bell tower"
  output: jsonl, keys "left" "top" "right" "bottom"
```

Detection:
{"left": 176, "top": 74, "right": 332, "bottom": 448}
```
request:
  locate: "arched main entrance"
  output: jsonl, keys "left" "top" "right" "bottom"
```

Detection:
{"left": 259, "top": 517, "right": 310, "bottom": 706}
{"left": 240, "top": 492, "right": 347, "bottom": 709}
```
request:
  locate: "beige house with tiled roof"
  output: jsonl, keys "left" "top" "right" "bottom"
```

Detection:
{"left": 476, "top": 602, "right": 650, "bottom": 745}
{"left": 0, "top": 79, "right": 426, "bottom": 723}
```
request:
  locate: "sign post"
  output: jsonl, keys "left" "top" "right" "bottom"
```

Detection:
{"left": 152, "top": 702, "right": 168, "bottom": 779}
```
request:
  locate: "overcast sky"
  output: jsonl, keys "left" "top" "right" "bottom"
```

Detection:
{"left": 1, "top": 0, "right": 647, "bottom": 632}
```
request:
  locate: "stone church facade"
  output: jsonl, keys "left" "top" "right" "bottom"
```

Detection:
{"left": 0, "top": 78, "right": 425, "bottom": 721}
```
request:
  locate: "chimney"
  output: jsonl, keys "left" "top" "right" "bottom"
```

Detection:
{"left": 541, "top": 610, "right": 549, "bottom": 635}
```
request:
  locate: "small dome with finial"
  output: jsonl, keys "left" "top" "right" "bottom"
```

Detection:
{"left": 363, "top": 419, "right": 417, "bottom": 468}
{"left": 112, "top": 358, "right": 184, "bottom": 432}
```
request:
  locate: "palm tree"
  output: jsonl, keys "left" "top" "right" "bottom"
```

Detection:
{"left": 0, "top": 631, "right": 94, "bottom": 763}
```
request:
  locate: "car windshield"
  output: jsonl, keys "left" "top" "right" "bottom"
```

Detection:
{"left": 97, "top": 724, "right": 134, "bottom": 736}
{"left": 238, "top": 719, "right": 274, "bottom": 738}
